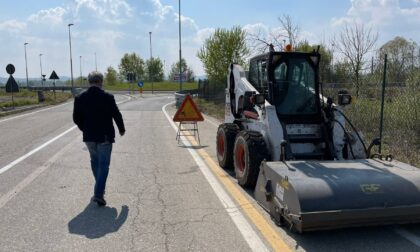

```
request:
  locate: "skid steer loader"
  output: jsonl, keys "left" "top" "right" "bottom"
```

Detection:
{"left": 216, "top": 45, "right": 420, "bottom": 232}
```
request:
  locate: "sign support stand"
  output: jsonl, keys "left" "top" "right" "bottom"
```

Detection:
{"left": 176, "top": 121, "right": 200, "bottom": 145}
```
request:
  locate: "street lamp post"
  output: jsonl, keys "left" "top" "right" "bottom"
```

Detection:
{"left": 95, "top": 52, "right": 98, "bottom": 71}
{"left": 24, "top": 42, "right": 29, "bottom": 89}
{"left": 149, "top": 31, "right": 154, "bottom": 94}
{"left": 80, "top": 55, "right": 83, "bottom": 86}
{"left": 68, "top": 23, "right": 74, "bottom": 91}
{"left": 39, "top": 53, "right": 43, "bottom": 87}
{"left": 178, "top": 0, "right": 182, "bottom": 91}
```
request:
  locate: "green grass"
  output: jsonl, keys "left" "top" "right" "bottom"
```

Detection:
{"left": 104, "top": 81, "right": 198, "bottom": 91}
{"left": 0, "top": 90, "right": 72, "bottom": 112}
{"left": 193, "top": 98, "right": 225, "bottom": 121}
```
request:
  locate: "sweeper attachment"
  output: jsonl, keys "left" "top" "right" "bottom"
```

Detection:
{"left": 217, "top": 44, "right": 420, "bottom": 232}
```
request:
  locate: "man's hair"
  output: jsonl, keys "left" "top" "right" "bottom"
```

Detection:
{"left": 88, "top": 71, "right": 104, "bottom": 85}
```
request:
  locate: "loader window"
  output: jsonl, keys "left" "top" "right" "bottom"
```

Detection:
{"left": 273, "top": 58, "right": 318, "bottom": 116}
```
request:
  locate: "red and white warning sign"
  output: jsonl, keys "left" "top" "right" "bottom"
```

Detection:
{"left": 173, "top": 95, "right": 204, "bottom": 122}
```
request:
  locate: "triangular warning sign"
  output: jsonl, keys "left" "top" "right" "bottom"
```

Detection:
{"left": 49, "top": 70, "right": 60, "bottom": 80}
{"left": 173, "top": 95, "right": 204, "bottom": 122}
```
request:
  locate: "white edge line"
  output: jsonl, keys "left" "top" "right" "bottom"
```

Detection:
{"left": 204, "top": 115, "right": 220, "bottom": 128}
{"left": 0, "top": 126, "right": 77, "bottom": 175}
{"left": 0, "top": 101, "right": 73, "bottom": 124}
{"left": 394, "top": 228, "right": 420, "bottom": 248}
{"left": 0, "top": 95, "right": 131, "bottom": 176}
{"left": 0, "top": 138, "right": 77, "bottom": 208}
{"left": 162, "top": 101, "right": 269, "bottom": 252}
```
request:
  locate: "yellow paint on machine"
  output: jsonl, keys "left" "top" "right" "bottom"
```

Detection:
{"left": 185, "top": 135, "right": 292, "bottom": 252}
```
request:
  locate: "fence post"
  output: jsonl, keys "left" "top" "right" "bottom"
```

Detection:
{"left": 379, "top": 54, "right": 387, "bottom": 154}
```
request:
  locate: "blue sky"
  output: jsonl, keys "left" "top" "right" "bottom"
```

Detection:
{"left": 0, "top": 0, "right": 419, "bottom": 79}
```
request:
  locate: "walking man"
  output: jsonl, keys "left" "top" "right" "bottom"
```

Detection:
{"left": 73, "top": 71, "right": 125, "bottom": 206}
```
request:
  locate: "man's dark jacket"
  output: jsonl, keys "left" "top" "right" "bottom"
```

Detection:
{"left": 73, "top": 86, "right": 125, "bottom": 143}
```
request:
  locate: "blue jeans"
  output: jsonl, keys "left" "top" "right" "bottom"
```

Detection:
{"left": 85, "top": 142, "right": 113, "bottom": 198}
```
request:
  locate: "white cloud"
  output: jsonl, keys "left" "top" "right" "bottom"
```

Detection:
{"left": 332, "top": 0, "right": 420, "bottom": 32}
{"left": 28, "top": 7, "right": 67, "bottom": 26}
{"left": 75, "top": 0, "right": 133, "bottom": 24}
{"left": 195, "top": 27, "right": 215, "bottom": 44}
{"left": 0, "top": 19, "right": 27, "bottom": 33}
{"left": 173, "top": 13, "right": 199, "bottom": 31}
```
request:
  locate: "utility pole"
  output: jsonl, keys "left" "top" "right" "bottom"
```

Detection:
{"left": 24, "top": 42, "right": 29, "bottom": 88}
{"left": 80, "top": 56, "right": 83, "bottom": 86}
{"left": 68, "top": 23, "right": 74, "bottom": 90}
{"left": 39, "top": 53, "right": 43, "bottom": 87}
{"left": 95, "top": 52, "right": 98, "bottom": 71}
{"left": 149, "top": 31, "right": 154, "bottom": 94}
{"left": 178, "top": 0, "right": 182, "bottom": 91}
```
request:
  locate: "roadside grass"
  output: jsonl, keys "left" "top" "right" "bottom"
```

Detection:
{"left": 0, "top": 90, "right": 72, "bottom": 112}
{"left": 104, "top": 81, "right": 198, "bottom": 91}
{"left": 343, "top": 87, "right": 419, "bottom": 167}
{"left": 193, "top": 98, "right": 225, "bottom": 121}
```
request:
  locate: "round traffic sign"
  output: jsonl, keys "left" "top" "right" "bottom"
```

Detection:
{"left": 138, "top": 82, "right": 144, "bottom": 87}
{"left": 6, "top": 64, "right": 15, "bottom": 75}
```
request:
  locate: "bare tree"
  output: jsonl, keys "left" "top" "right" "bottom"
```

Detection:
{"left": 278, "top": 14, "right": 300, "bottom": 46}
{"left": 334, "top": 23, "right": 378, "bottom": 96}
{"left": 246, "top": 15, "right": 299, "bottom": 55}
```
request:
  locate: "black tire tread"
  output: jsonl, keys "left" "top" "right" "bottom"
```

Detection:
{"left": 235, "top": 131, "right": 269, "bottom": 188}
{"left": 217, "top": 123, "right": 239, "bottom": 169}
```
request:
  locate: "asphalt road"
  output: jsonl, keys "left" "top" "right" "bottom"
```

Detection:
{"left": 0, "top": 93, "right": 419, "bottom": 252}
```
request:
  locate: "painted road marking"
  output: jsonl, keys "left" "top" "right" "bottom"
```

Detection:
{"left": 0, "top": 95, "right": 131, "bottom": 176}
{"left": 0, "top": 138, "right": 78, "bottom": 208}
{"left": 163, "top": 102, "right": 291, "bottom": 252}
{"left": 162, "top": 102, "right": 269, "bottom": 252}
{"left": 394, "top": 228, "right": 420, "bottom": 248}
{"left": 0, "top": 101, "right": 73, "bottom": 124}
{"left": 0, "top": 126, "right": 77, "bottom": 175}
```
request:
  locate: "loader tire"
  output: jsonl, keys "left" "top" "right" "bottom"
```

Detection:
{"left": 216, "top": 123, "right": 239, "bottom": 169}
{"left": 233, "top": 131, "right": 268, "bottom": 188}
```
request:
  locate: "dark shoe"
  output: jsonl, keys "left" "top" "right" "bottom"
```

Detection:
{"left": 92, "top": 196, "right": 107, "bottom": 206}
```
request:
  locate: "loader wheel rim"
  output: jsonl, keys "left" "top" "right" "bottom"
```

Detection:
{"left": 217, "top": 133, "right": 225, "bottom": 158}
{"left": 236, "top": 143, "right": 246, "bottom": 173}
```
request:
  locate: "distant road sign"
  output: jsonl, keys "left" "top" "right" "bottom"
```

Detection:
{"left": 6, "top": 64, "right": 15, "bottom": 75}
{"left": 49, "top": 70, "right": 60, "bottom": 80}
{"left": 138, "top": 82, "right": 144, "bottom": 87}
{"left": 173, "top": 73, "right": 187, "bottom": 82}
{"left": 6, "top": 76, "right": 19, "bottom": 92}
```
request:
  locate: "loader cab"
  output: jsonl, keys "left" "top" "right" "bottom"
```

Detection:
{"left": 269, "top": 52, "right": 321, "bottom": 123}
{"left": 248, "top": 51, "right": 322, "bottom": 123}
{"left": 249, "top": 51, "right": 333, "bottom": 160}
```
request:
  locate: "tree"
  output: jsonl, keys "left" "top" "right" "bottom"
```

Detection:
{"left": 278, "top": 14, "right": 300, "bottom": 47}
{"left": 247, "top": 15, "right": 299, "bottom": 53}
{"left": 295, "top": 41, "right": 333, "bottom": 82}
{"left": 197, "top": 26, "right": 249, "bottom": 85}
{"left": 377, "top": 36, "right": 418, "bottom": 84}
{"left": 334, "top": 23, "right": 378, "bottom": 96}
{"left": 118, "top": 53, "right": 145, "bottom": 81}
{"left": 104, "top": 66, "right": 118, "bottom": 86}
{"left": 145, "top": 57, "right": 164, "bottom": 82}
{"left": 168, "top": 58, "right": 195, "bottom": 82}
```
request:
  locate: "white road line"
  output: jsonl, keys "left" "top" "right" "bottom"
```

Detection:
{"left": 0, "top": 95, "right": 131, "bottom": 176}
{"left": 204, "top": 115, "right": 220, "bottom": 128}
{"left": 162, "top": 102, "right": 269, "bottom": 252}
{"left": 0, "top": 126, "right": 77, "bottom": 175}
{"left": 394, "top": 228, "right": 420, "bottom": 248}
{"left": 0, "top": 101, "right": 73, "bottom": 124}
{"left": 0, "top": 138, "right": 77, "bottom": 209}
